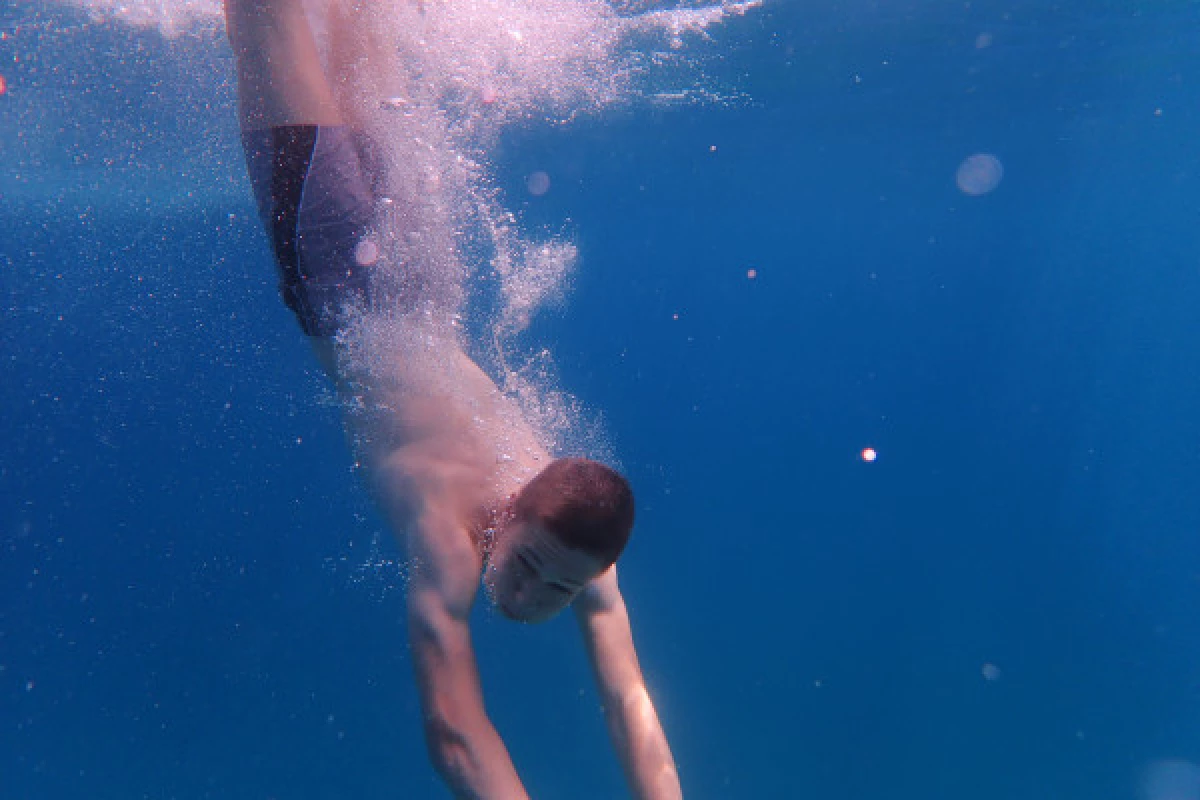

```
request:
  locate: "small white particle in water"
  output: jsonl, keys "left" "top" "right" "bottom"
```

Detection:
{"left": 975, "top": 32, "right": 993, "bottom": 49}
{"left": 981, "top": 662, "right": 1001, "bottom": 681}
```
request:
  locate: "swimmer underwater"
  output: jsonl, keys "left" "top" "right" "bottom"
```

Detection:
{"left": 223, "top": 0, "right": 682, "bottom": 797}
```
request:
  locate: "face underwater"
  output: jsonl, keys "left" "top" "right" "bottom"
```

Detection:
{"left": 486, "top": 520, "right": 607, "bottom": 623}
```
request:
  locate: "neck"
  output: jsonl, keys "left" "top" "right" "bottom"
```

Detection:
{"left": 472, "top": 493, "right": 517, "bottom": 561}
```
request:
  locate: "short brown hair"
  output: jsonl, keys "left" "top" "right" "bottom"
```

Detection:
{"left": 513, "top": 458, "right": 635, "bottom": 566}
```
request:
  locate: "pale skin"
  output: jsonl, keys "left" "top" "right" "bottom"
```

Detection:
{"left": 223, "top": 1, "right": 682, "bottom": 797}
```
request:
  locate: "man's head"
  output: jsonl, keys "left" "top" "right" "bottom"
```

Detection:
{"left": 485, "top": 458, "right": 634, "bottom": 623}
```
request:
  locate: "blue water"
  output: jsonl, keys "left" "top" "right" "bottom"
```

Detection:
{"left": 3, "top": 2, "right": 1199, "bottom": 798}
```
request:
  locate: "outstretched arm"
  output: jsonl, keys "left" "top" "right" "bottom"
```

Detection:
{"left": 404, "top": 509, "right": 530, "bottom": 800}
{"left": 574, "top": 567, "right": 682, "bottom": 800}
{"left": 358, "top": 389, "right": 534, "bottom": 800}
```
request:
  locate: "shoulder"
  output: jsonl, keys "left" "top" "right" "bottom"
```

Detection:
{"left": 574, "top": 564, "right": 623, "bottom": 616}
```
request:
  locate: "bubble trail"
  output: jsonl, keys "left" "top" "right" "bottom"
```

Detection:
{"left": 35, "top": 0, "right": 761, "bottom": 460}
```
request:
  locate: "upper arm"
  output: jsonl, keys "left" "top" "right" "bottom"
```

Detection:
{"left": 406, "top": 563, "right": 530, "bottom": 797}
{"left": 403, "top": 514, "right": 488, "bottom": 736}
{"left": 398, "top": 510, "right": 529, "bottom": 796}
{"left": 407, "top": 577, "right": 486, "bottom": 731}
{"left": 573, "top": 566, "right": 644, "bottom": 703}
{"left": 574, "top": 567, "right": 683, "bottom": 799}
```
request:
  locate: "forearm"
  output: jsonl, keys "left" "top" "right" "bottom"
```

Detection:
{"left": 575, "top": 575, "right": 683, "bottom": 800}
{"left": 423, "top": 713, "right": 530, "bottom": 800}
{"left": 407, "top": 582, "right": 529, "bottom": 800}
{"left": 603, "top": 683, "right": 682, "bottom": 800}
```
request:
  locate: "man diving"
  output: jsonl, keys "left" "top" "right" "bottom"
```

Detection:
{"left": 223, "top": 0, "right": 682, "bottom": 797}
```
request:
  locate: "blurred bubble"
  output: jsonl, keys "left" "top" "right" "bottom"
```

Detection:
{"left": 746, "top": 268, "right": 757, "bottom": 279}
{"left": 981, "top": 662, "right": 1001, "bottom": 681}
{"left": 1141, "top": 760, "right": 1200, "bottom": 800}
{"left": 354, "top": 237, "right": 379, "bottom": 267}
{"left": 526, "top": 170, "right": 551, "bottom": 196}
{"left": 956, "top": 153, "right": 1004, "bottom": 196}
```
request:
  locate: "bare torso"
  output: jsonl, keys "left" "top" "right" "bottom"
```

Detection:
{"left": 338, "top": 338, "right": 551, "bottom": 556}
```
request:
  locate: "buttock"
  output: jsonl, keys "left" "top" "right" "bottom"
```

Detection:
{"left": 241, "top": 125, "right": 382, "bottom": 337}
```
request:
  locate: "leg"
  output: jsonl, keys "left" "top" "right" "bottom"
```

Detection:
{"left": 228, "top": 0, "right": 379, "bottom": 347}
{"left": 223, "top": 0, "right": 343, "bottom": 129}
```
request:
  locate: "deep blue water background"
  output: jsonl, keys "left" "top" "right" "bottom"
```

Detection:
{"left": 3, "top": 1, "right": 1199, "bottom": 798}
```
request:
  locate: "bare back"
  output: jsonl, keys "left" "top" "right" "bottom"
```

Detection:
{"left": 340, "top": 334, "right": 550, "bottom": 544}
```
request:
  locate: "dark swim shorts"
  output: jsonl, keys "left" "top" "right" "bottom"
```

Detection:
{"left": 241, "top": 125, "right": 380, "bottom": 337}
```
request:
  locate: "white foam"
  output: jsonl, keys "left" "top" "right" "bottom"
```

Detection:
{"left": 56, "top": 0, "right": 224, "bottom": 37}
{"left": 39, "top": 0, "right": 759, "bottom": 459}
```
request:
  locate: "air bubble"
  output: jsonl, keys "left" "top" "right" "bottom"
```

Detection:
{"left": 956, "top": 153, "right": 1004, "bottom": 196}
{"left": 355, "top": 238, "right": 380, "bottom": 267}
{"left": 526, "top": 171, "right": 551, "bottom": 196}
